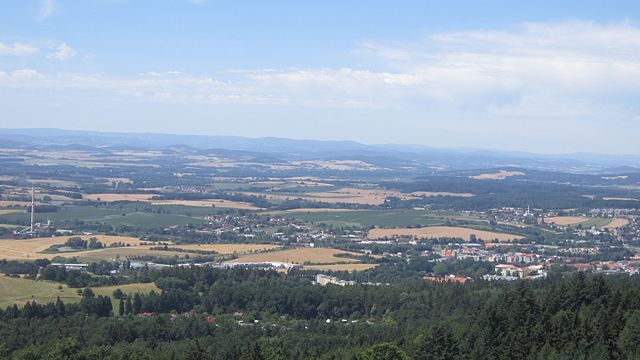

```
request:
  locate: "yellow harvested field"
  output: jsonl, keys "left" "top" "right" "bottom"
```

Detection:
{"left": 0, "top": 235, "right": 144, "bottom": 260}
{"left": 605, "top": 218, "right": 630, "bottom": 228}
{"left": 368, "top": 226, "right": 523, "bottom": 241}
{"left": 603, "top": 197, "right": 639, "bottom": 201}
{"left": 233, "top": 247, "right": 363, "bottom": 265}
{"left": 410, "top": 191, "right": 475, "bottom": 198}
{"left": 171, "top": 244, "right": 280, "bottom": 254}
{"left": 84, "top": 193, "right": 156, "bottom": 202}
{"left": 545, "top": 216, "right": 589, "bottom": 226}
{"left": 470, "top": 170, "right": 525, "bottom": 180}
{"left": 150, "top": 199, "right": 261, "bottom": 210}
{"left": 303, "top": 263, "right": 378, "bottom": 272}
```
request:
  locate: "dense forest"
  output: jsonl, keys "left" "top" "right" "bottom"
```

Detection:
{"left": 1, "top": 269, "right": 640, "bottom": 359}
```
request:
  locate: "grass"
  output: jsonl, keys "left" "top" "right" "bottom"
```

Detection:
{"left": 287, "top": 209, "right": 479, "bottom": 228}
{"left": 0, "top": 203, "right": 224, "bottom": 228}
{"left": 0, "top": 276, "right": 159, "bottom": 309}
{"left": 577, "top": 218, "right": 613, "bottom": 228}
{"left": 0, "top": 275, "right": 79, "bottom": 307}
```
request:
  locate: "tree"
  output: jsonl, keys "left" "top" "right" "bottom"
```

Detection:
{"left": 112, "top": 288, "right": 125, "bottom": 299}
{"left": 125, "top": 297, "right": 133, "bottom": 315}
{"left": 619, "top": 310, "right": 640, "bottom": 359}
{"left": 133, "top": 293, "right": 142, "bottom": 314}
{"left": 119, "top": 298, "right": 125, "bottom": 316}
{"left": 82, "top": 288, "right": 95, "bottom": 298}
{"left": 358, "top": 343, "right": 411, "bottom": 360}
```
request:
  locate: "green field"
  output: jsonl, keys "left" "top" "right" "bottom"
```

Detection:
{"left": 0, "top": 276, "right": 158, "bottom": 309}
{"left": 287, "top": 209, "right": 482, "bottom": 228}
{"left": 575, "top": 218, "right": 613, "bottom": 228}
{"left": 0, "top": 204, "right": 226, "bottom": 229}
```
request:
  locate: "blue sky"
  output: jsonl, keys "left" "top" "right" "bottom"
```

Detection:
{"left": 1, "top": 0, "right": 639, "bottom": 154}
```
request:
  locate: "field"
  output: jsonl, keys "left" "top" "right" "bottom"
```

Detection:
{"left": 0, "top": 275, "right": 79, "bottom": 307}
{"left": 0, "top": 209, "right": 23, "bottom": 214}
{"left": 83, "top": 193, "right": 157, "bottom": 202}
{"left": 303, "top": 263, "right": 378, "bottom": 271}
{"left": 470, "top": 170, "right": 525, "bottom": 180}
{"left": 150, "top": 199, "right": 261, "bottom": 210}
{"left": 409, "top": 191, "right": 475, "bottom": 198}
{"left": 367, "top": 226, "right": 523, "bottom": 241}
{"left": 171, "top": 244, "right": 280, "bottom": 254}
{"left": 233, "top": 247, "right": 365, "bottom": 265}
{"left": 0, "top": 235, "right": 145, "bottom": 260}
{"left": 605, "top": 218, "right": 630, "bottom": 228}
{"left": 545, "top": 216, "right": 590, "bottom": 226}
{"left": 0, "top": 276, "right": 158, "bottom": 308}
{"left": 266, "top": 208, "right": 356, "bottom": 215}
{"left": 546, "top": 216, "right": 616, "bottom": 228}
{"left": 288, "top": 209, "right": 481, "bottom": 228}
{"left": 69, "top": 247, "right": 203, "bottom": 262}
{"left": 0, "top": 204, "right": 210, "bottom": 229}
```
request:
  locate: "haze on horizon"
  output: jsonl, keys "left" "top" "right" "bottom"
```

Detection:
{"left": 1, "top": 0, "right": 639, "bottom": 155}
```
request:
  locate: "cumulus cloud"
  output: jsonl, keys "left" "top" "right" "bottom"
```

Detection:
{"left": 0, "top": 42, "right": 39, "bottom": 56}
{"left": 46, "top": 43, "right": 77, "bottom": 60}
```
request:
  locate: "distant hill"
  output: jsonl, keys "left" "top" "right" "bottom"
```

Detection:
{"left": 0, "top": 128, "right": 639, "bottom": 173}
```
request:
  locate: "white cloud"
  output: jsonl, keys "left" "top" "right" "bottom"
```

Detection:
{"left": 2, "top": 21, "right": 640, "bottom": 119}
{"left": 0, "top": 42, "right": 39, "bottom": 56}
{"left": 37, "top": 0, "right": 54, "bottom": 21}
{"left": 46, "top": 43, "right": 77, "bottom": 60}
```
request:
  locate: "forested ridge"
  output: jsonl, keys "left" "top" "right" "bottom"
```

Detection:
{"left": 0, "top": 269, "right": 640, "bottom": 359}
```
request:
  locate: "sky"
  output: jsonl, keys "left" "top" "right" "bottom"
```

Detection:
{"left": 1, "top": 0, "right": 639, "bottom": 154}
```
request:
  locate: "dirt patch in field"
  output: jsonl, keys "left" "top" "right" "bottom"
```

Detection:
{"left": 470, "top": 170, "right": 525, "bottom": 180}
{"left": 368, "top": 226, "right": 523, "bottom": 241}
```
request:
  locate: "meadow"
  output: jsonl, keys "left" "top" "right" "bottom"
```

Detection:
{"left": 286, "top": 209, "right": 481, "bottom": 228}
{"left": 0, "top": 276, "right": 158, "bottom": 309}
